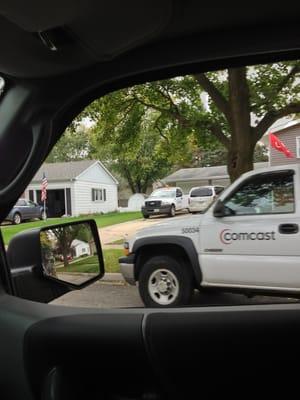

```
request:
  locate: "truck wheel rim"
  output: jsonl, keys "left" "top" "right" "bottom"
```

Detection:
{"left": 148, "top": 269, "right": 179, "bottom": 305}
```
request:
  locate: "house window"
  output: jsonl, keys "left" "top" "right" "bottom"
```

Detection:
{"left": 296, "top": 137, "right": 300, "bottom": 158}
{"left": 92, "top": 188, "right": 107, "bottom": 202}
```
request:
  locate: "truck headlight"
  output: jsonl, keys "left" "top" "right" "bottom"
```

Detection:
{"left": 161, "top": 201, "right": 170, "bottom": 205}
{"left": 123, "top": 241, "right": 130, "bottom": 256}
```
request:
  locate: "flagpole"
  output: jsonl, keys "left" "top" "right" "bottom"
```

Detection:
{"left": 268, "top": 132, "right": 271, "bottom": 167}
{"left": 43, "top": 198, "right": 47, "bottom": 220}
{"left": 42, "top": 172, "right": 48, "bottom": 220}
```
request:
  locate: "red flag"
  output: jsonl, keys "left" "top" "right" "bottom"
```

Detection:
{"left": 269, "top": 133, "right": 294, "bottom": 158}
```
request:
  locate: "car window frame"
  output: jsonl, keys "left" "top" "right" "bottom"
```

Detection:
{"left": 221, "top": 170, "right": 296, "bottom": 217}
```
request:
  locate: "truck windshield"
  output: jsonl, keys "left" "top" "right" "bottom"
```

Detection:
{"left": 150, "top": 189, "right": 176, "bottom": 198}
{"left": 190, "top": 188, "right": 213, "bottom": 197}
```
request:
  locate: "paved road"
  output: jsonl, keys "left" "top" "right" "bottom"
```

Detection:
{"left": 52, "top": 280, "right": 299, "bottom": 309}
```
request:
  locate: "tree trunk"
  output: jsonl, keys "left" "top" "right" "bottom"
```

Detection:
{"left": 227, "top": 67, "right": 254, "bottom": 182}
{"left": 135, "top": 181, "right": 143, "bottom": 193}
{"left": 227, "top": 142, "right": 255, "bottom": 182}
{"left": 123, "top": 165, "right": 136, "bottom": 194}
{"left": 62, "top": 245, "right": 69, "bottom": 268}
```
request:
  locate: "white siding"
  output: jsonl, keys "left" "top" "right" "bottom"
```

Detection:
{"left": 73, "top": 180, "right": 118, "bottom": 215}
{"left": 24, "top": 162, "right": 118, "bottom": 216}
{"left": 76, "top": 162, "right": 117, "bottom": 185}
{"left": 270, "top": 124, "right": 300, "bottom": 166}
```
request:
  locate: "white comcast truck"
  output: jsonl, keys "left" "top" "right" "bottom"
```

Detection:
{"left": 120, "top": 165, "right": 300, "bottom": 307}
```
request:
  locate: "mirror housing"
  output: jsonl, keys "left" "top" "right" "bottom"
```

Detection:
{"left": 7, "top": 219, "right": 104, "bottom": 303}
{"left": 213, "top": 200, "right": 233, "bottom": 218}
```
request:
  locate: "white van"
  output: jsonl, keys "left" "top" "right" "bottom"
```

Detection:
{"left": 188, "top": 185, "right": 224, "bottom": 212}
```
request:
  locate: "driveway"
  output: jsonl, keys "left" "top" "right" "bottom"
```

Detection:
{"left": 99, "top": 214, "right": 187, "bottom": 246}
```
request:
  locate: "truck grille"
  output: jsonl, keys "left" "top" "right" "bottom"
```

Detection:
{"left": 145, "top": 200, "right": 161, "bottom": 207}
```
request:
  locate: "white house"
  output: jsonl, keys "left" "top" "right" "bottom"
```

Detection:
{"left": 25, "top": 160, "right": 118, "bottom": 217}
{"left": 71, "top": 239, "right": 91, "bottom": 258}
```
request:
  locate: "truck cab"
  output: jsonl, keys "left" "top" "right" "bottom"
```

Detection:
{"left": 121, "top": 165, "right": 300, "bottom": 307}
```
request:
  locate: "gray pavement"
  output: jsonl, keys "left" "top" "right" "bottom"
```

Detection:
{"left": 51, "top": 280, "right": 299, "bottom": 309}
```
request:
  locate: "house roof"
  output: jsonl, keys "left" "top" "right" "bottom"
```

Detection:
{"left": 163, "top": 162, "right": 268, "bottom": 183}
{"left": 271, "top": 121, "right": 300, "bottom": 134}
{"left": 71, "top": 239, "right": 88, "bottom": 247}
{"left": 31, "top": 160, "right": 118, "bottom": 183}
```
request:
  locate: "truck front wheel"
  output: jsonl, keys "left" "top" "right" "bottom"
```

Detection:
{"left": 169, "top": 205, "right": 176, "bottom": 217}
{"left": 138, "top": 255, "right": 193, "bottom": 307}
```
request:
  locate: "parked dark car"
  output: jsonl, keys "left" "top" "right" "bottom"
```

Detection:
{"left": 5, "top": 199, "right": 44, "bottom": 224}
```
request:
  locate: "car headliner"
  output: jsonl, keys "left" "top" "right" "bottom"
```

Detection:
{"left": 0, "top": 1, "right": 300, "bottom": 78}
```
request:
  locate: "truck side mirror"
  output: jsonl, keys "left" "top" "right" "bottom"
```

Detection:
{"left": 213, "top": 200, "right": 226, "bottom": 217}
{"left": 213, "top": 200, "right": 235, "bottom": 217}
{"left": 7, "top": 219, "right": 104, "bottom": 303}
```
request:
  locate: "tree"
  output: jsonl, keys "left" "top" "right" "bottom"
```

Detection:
{"left": 193, "top": 63, "right": 300, "bottom": 180}
{"left": 79, "top": 61, "right": 299, "bottom": 183}
{"left": 46, "top": 125, "right": 91, "bottom": 163}
{"left": 52, "top": 225, "right": 85, "bottom": 267}
{"left": 86, "top": 91, "right": 197, "bottom": 193}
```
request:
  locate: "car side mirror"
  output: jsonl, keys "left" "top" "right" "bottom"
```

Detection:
{"left": 213, "top": 200, "right": 235, "bottom": 217}
{"left": 7, "top": 220, "right": 104, "bottom": 303}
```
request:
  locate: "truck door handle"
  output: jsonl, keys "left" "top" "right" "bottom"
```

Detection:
{"left": 279, "top": 224, "right": 299, "bottom": 234}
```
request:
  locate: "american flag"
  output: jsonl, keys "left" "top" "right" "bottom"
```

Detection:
{"left": 41, "top": 172, "right": 48, "bottom": 202}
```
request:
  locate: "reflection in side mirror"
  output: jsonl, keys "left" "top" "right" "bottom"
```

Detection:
{"left": 7, "top": 219, "right": 104, "bottom": 303}
{"left": 40, "top": 222, "right": 102, "bottom": 287}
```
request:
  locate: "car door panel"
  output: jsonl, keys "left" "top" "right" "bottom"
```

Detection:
{"left": 24, "top": 313, "right": 154, "bottom": 400}
{"left": 0, "top": 295, "right": 155, "bottom": 400}
{"left": 2, "top": 294, "right": 300, "bottom": 399}
{"left": 144, "top": 307, "right": 300, "bottom": 398}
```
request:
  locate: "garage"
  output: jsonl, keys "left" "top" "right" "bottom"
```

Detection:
{"left": 34, "top": 188, "right": 71, "bottom": 217}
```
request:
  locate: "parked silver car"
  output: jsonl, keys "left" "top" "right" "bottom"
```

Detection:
{"left": 5, "top": 199, "right": 44, "bottom": 224}
{"left": 188, "top": 186, "right": 224, "bottom": 213}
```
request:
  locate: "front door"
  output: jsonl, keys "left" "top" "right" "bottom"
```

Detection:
{"left": 200, "top": 170, "right": 300, "bottom": 291}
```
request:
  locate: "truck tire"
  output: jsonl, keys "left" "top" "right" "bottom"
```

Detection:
{"left": 143, "top": 214, "right": 150, "bottom": 219}
{"left": 138, "top": 255, "right": 193, "bottom": 307}
{"left": 13, "top": 212, "right": 22, "bottom": 225}
{"left": 169, "top": 205, "right": 176, "bottom": 217}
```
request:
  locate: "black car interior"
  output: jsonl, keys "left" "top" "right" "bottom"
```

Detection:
{"left": 0, "top": 1, "right": 300, "bottom": 399}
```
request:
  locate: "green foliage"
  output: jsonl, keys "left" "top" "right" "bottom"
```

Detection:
{"left": 193, "top": 144, "right": 268, "bottom": 167}
{"left": 46, "top": 126, "right": 91, "bottom": 163}
{"left": 75, "top": 60, "right": 300, "bottom": 183}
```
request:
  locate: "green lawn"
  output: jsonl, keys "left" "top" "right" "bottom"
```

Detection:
{"left": 103, "top": 249, "right": 123, "bottom": 273}
{"left": 58, "top": 249, "right": 123, "bottom": 273}
{"left": 107, "top": 238, "right": 125, "bottom": 245}
{"left": 1, "top": 212, "right": 142, "bottom": 245}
